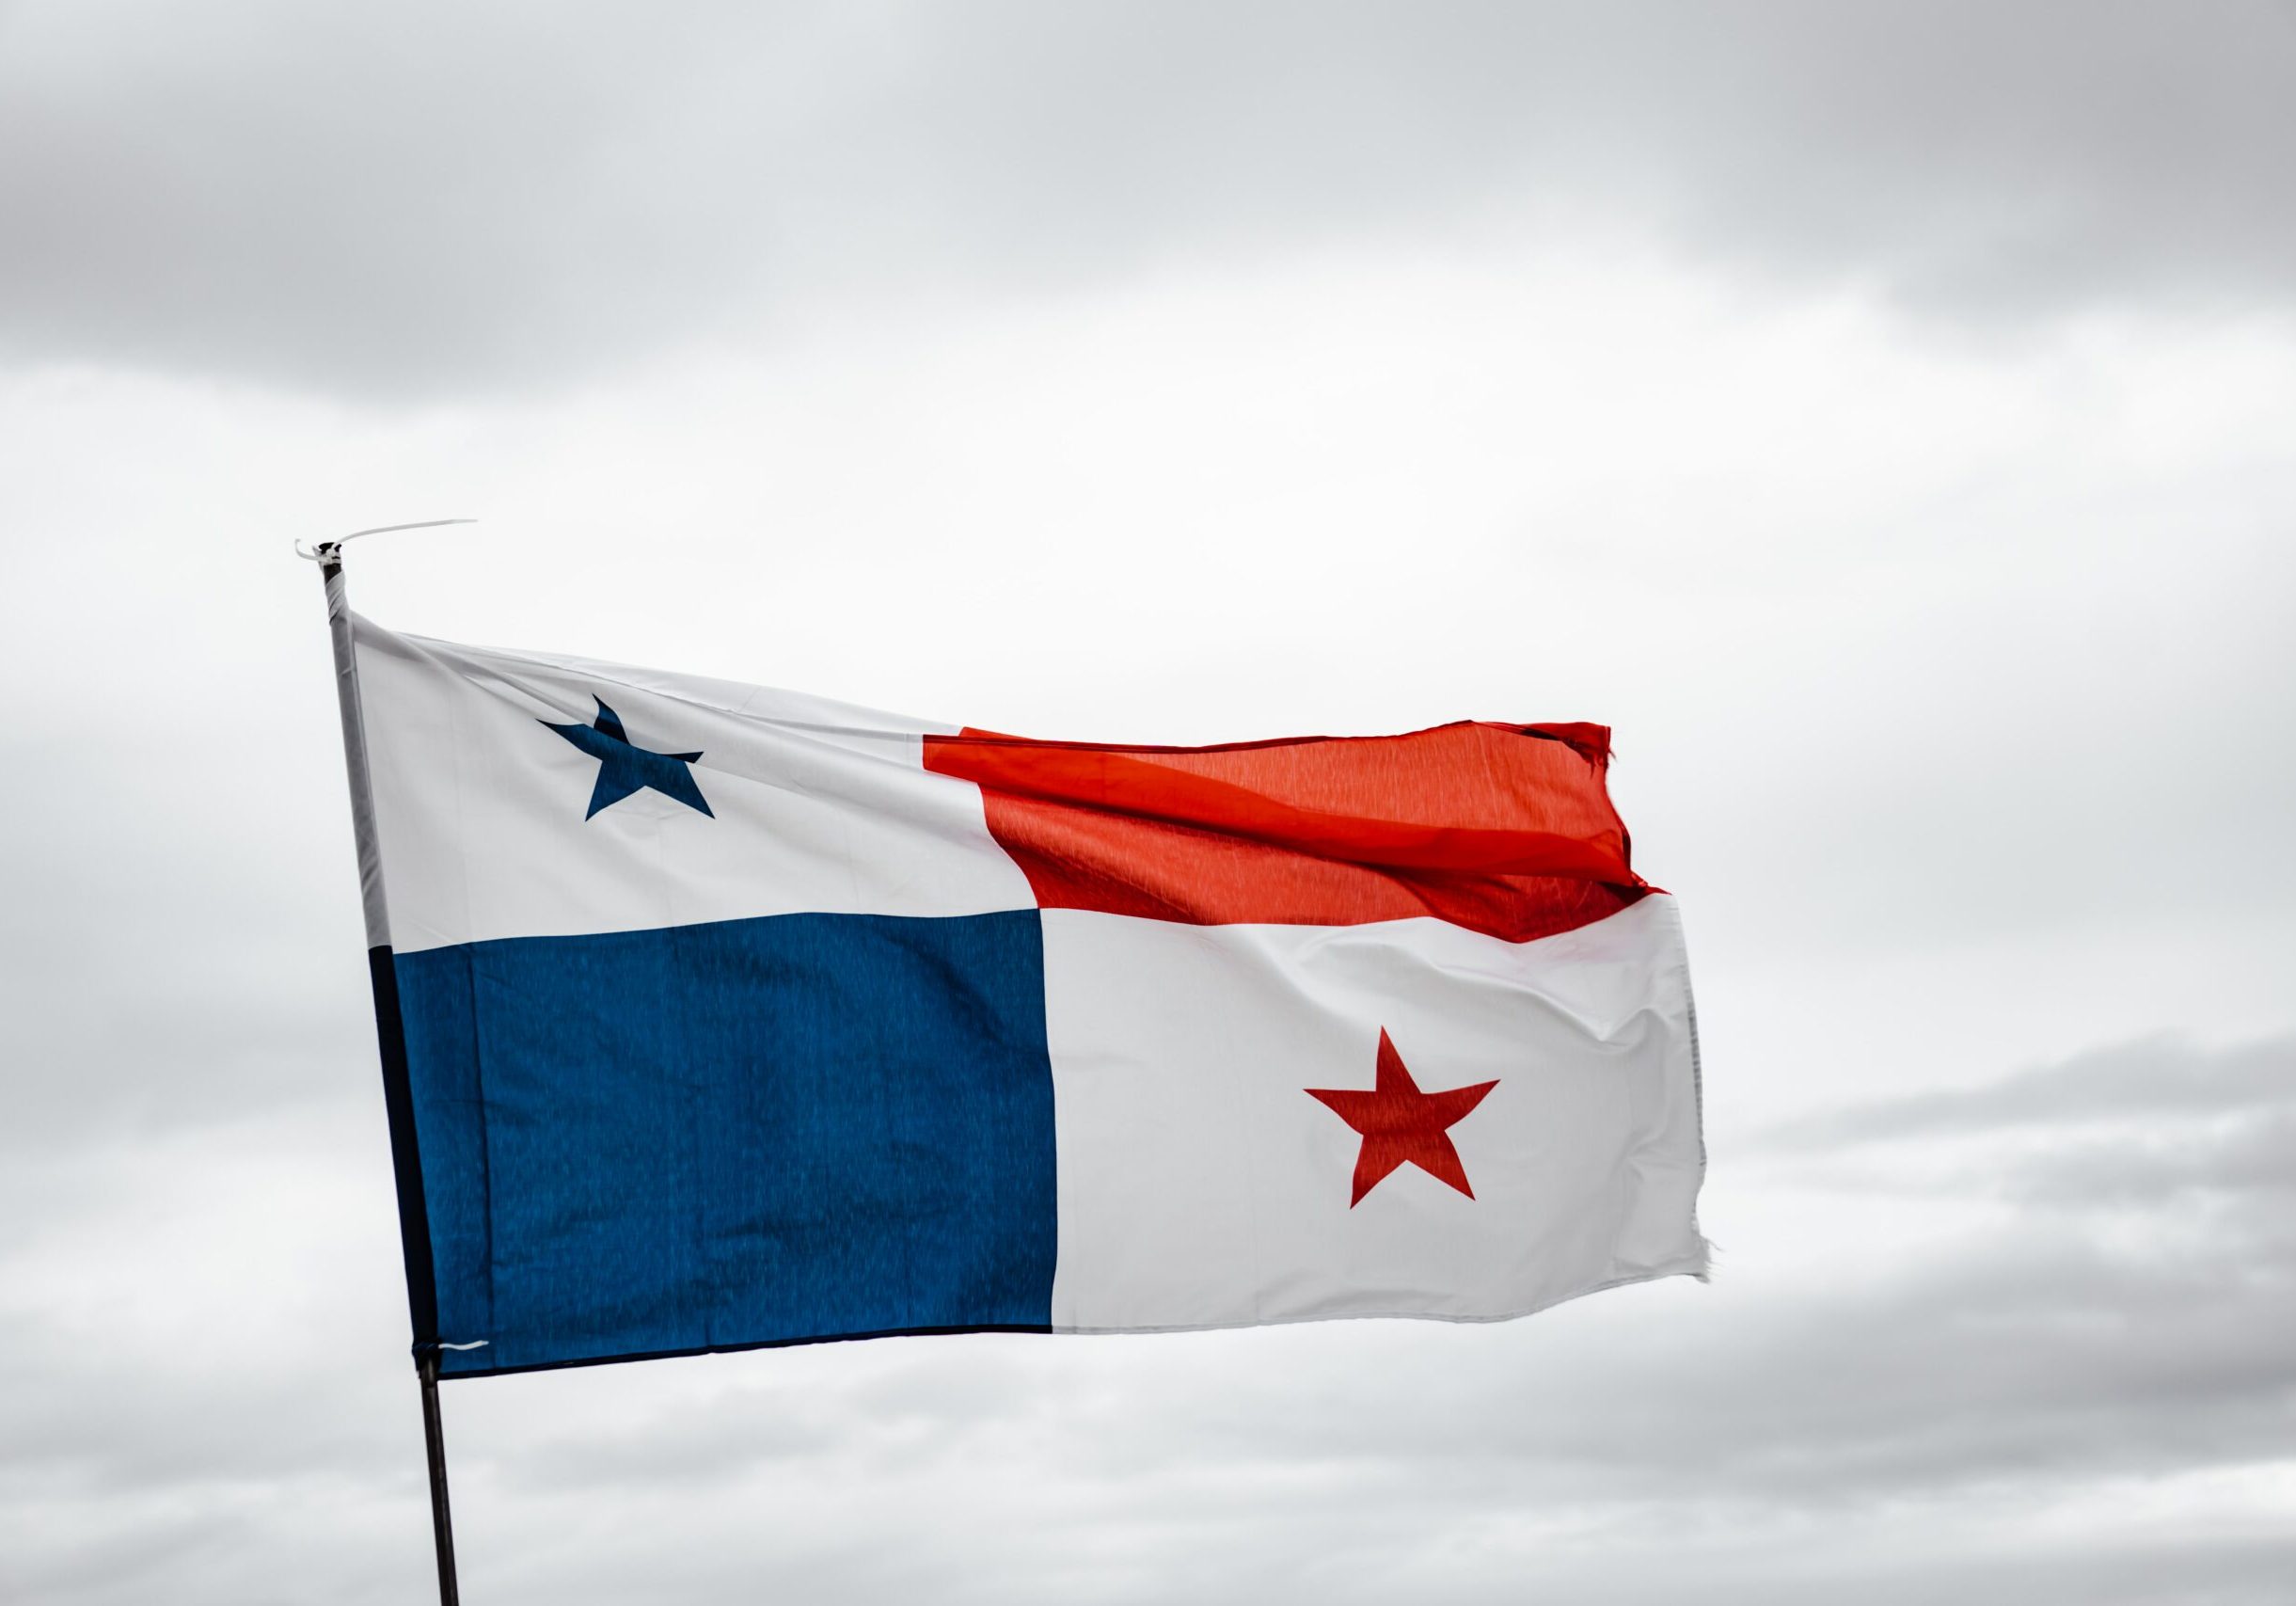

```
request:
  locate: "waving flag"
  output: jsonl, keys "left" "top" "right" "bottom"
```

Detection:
{"left": 345, "top": 617, "right": 1706, "bottom": 1376}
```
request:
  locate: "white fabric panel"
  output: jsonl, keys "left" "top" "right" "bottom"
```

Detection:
{"left": 1045, "top": 895, "right": 1706, "bottom": 1331}
{"left": 353, "top": 616, "right": 1035, "bottom": 953}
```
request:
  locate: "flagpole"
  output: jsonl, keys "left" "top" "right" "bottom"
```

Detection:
{"left": 306, "top": 525, "right": 472, "bottom": 1606}
{"left": 417, "top": 1346, "right": 462, "bottom": 1606}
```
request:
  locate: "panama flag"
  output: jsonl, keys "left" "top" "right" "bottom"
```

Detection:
{"left": 344, "top": 616, "right": 1707, "bottom": 1376}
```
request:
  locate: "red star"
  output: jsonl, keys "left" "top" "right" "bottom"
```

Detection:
{"left": 1306, "top": 1029, "right": 1498, "bottom": 1207}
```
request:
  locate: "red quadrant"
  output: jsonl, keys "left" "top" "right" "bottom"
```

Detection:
{"left": 924, "top": 721, "right": 1649, "bottom": 944}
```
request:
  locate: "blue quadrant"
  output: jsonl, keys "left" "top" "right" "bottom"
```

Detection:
{"left": 391, "top": 911, "right": 1058, "bottom": 1375}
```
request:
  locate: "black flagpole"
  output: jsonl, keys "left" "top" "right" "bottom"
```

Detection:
{"left": 418, "top": 1347, "right": 462, "bottom": 1606}
{"left": 307, "top": 523, "right": 474, "bottom": 1606}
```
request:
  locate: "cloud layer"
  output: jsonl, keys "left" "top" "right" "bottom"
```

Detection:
{"left": 3, "top": 1, "right": 2292, "bottom": 397}
{"left": 4, "top": 5, "right": 2294, "bottom": 1600}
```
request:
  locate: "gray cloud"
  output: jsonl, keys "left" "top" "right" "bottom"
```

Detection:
{"left": 0, "top": 727, "right": 373, "bottom": 1161}
{"left": 3, "top": 1, "right": 2291, "bottom": 400}
{"left": 1761, "top": 1033, "right": 2296, "bottom": 1148}
{"left": 2008, "top": 1108, "right": 2296, "bottom": 1206}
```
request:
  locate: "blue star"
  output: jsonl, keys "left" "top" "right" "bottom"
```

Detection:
{"left": 542, "top": 696, "right": 714, "bottom": 820}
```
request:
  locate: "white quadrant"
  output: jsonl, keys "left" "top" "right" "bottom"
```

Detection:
{"left": 355, "top": 618, "right": 1036, "bottom": 952}
{"left": 1044, "top": 895, "right": 1706, "bottom": 1331}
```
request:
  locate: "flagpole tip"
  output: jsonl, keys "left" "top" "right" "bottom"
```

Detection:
{"left": 295, "top": 518, "right": 478, "bottom": 564}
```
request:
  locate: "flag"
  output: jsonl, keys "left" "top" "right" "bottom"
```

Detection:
{"left": 345, "top": 616, "right": 1707, "bottom": 1376}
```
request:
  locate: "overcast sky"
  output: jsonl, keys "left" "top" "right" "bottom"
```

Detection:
{"left": 3, "top": 3, "right": 2293, "bottom": 1601}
